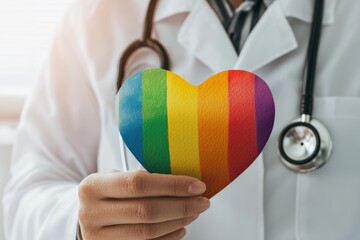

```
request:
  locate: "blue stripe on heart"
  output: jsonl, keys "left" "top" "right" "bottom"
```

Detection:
{"left": 119, "top": 71, "right": 144, "bottom": 164}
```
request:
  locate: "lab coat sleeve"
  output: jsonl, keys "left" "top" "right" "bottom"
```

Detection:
{"left": 2, "top": 1, "right": 101, "bottom": 239}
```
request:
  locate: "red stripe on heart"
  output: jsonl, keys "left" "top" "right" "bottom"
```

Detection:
{"left": 228, "top": 71, "right": 258, "bottom": 181}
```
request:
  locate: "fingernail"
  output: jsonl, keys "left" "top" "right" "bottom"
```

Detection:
{"left": 197, "top": 198, "right": 211, "bottom": 212}
{"left": 178, "top": 228, "right": 186, "bottom": 239}
{"left": 188, "top": 181, "right": 206, "bottom": 194}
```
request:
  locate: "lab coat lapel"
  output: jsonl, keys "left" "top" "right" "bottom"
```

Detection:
{"left": 176, "top": 0, "right": 238, "bottom": 73}
{"left": 235, "top": 0, "right": 338, "bottom": 71}
{"left": 234, "top": 0, "right": 298, "bottom": 71}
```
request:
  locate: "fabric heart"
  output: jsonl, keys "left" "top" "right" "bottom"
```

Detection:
{"left": 115, "top": 69, "right": 275, "bottom": 198}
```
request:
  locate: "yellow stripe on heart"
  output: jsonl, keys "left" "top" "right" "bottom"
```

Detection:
{"left": 167, "top": 71, "right": 202, "bottom": 180}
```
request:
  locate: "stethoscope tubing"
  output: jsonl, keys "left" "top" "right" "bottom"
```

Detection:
{"left": 117, "top": 0, "right": 170, "bottom": 91}
{"left": 301, "top": 0, "right": 324, "bottom": 117}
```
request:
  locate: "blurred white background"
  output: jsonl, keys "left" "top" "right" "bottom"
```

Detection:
{"left": 0, "top": 0, "right": 72, "bottom": 239}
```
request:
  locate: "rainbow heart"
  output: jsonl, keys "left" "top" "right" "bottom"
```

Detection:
{"left": 116, "top": 69, "right": 275, "bottom": 198}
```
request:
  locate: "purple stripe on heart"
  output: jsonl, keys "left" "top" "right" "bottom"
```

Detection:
{"left": 255, "top": 76, "right": 275, "bottom": 153}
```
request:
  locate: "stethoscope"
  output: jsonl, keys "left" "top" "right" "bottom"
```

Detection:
{"left": 117, "top": 0, "right": 332, "bottom": 173}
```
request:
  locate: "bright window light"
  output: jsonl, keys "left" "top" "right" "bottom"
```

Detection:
{"left": 0, "top": 0, "right": 73, "bottom": 94}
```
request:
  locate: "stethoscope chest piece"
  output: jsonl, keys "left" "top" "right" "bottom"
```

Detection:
{"left": 278, "top": 115, "right": 333, "bottom": 173}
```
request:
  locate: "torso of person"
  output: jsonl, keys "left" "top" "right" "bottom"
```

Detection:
{"left": 84, "top": 0, "right": 360, "bottom": 239}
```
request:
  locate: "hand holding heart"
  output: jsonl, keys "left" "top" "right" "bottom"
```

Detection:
{"left": 116, "top": 69, "right": 275, "bottom": 198}
{"left": 78, "top": 171, "right": 210, "bottom": 240}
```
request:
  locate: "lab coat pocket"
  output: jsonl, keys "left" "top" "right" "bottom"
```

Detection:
{"left": 296, "top": 97, "right": 360, "bottom": 240}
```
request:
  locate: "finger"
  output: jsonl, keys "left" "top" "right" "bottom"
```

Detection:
{"left": 99, "top": 217, "right": 196, "bottom": 240}
{"left": 94, "top": 171, "right": 207, "bottom": 199}
{"left": 152, "top": 228, "right": 187, "bottom": 240}
{"left": 95, "top": 197, "right": 209, "bottom": 225}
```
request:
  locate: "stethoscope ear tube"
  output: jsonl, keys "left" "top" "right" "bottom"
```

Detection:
{"left": 117, "top": 0, "right": 170, "bottom": 91}
{"left": 117, "top": 38, "right": 170, "bottom": 91}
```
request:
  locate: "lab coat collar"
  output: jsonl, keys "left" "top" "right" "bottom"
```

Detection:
{"left": 155, "top": 0, "right": 338, "bottom": 24}
{"left": 176, "top": 0, "right": 238, "bottom": 73}
{"left": 155, "top": 0, "right": 238, "bottom": 73}
{"left": 235, "top": 0, "right": 338, "bottom": 72}
{"left": 234, "top": 0, "right": 298, "bottom": 71}
{"left": 155, "top": 0, "right": 338, "bottom": 73}
{"left": 155, "top": 0, "right": 237, "bottom": 73}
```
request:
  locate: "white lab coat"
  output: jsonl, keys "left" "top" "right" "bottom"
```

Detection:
{"left": 3, "top": 0, "right": 360, "bottom": 239}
